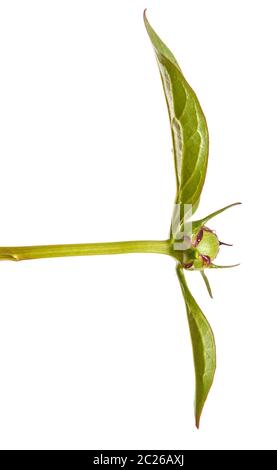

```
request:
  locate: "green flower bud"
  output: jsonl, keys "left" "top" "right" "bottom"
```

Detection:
{"left": 182, "top": 227, "right": 220, "bottom": 270}
{"left": 196, "top": 229, "right": 219, "bottom": 261}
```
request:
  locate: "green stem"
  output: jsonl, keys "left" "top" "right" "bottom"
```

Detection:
{"left": 0, "top": 239, "right": 173, "bottom": 262}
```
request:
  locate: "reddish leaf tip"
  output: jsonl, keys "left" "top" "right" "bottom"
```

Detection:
{"left": 219, "top": 241, "right": 233, "bottom": 247}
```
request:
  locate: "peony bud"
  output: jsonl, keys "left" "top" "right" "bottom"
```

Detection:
{"left": 183, "top": 227, "right": 220, "bottom": 270}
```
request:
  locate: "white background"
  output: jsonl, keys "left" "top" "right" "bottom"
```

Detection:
{"left": 0, "top": 0, "right": 274, "bottom": 450}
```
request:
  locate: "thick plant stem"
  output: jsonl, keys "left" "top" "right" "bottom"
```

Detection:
{"left": 0, "top": 240, "right": 173, "bottom": 262}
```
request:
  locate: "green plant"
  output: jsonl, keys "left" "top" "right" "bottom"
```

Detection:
{"left": 0, "top": 11, "right": 240, "bottom": 428}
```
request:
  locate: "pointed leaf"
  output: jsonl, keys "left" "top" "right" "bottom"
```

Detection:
{"left": 210, "top": 263, "right": 240, "bottom": 269}
{"left": 200, "top": 270, "right": 213, "bottom": 299}
{"left": 144, "top": 11, "right": 209, "bottom": 218}
{"left": 192, "top": 202, "right": 241, "bottom": 233}
{"left": 176, "top": 264, "right": 216, "bottom": 428}
{"left": 143, "top": 10, "right": 180, "bottom": 70}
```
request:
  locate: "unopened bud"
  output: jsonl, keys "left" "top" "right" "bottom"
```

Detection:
{"left": 182, "top": 226, "right": 220, "bottom": 270}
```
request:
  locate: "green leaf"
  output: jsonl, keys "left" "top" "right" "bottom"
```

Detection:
{"left": 176, "top": 264, "right": 216, "bottom": 428}
{"left": 210, "top": 263, "right": 240, "bottom": 269}
{"left": 192, "top": 202, "right": 241, "bottom": 233}
{"left": 144, "top": 11, "right": 209, "bottom": 218}
{"left": 143, "top": 10, "right": 180, "bottom": 70}
{"left": 200, "top": 270, "right": 213, "bottom": 299}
